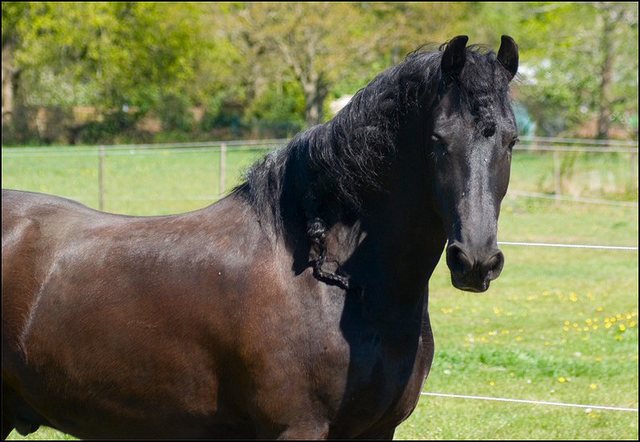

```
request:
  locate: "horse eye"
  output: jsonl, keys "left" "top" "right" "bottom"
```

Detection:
{"left": 507, "top": 137, "right": 520, "bottom": 150}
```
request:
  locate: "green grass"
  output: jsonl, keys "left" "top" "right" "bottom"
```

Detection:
{"left": 510, "top": 150, "right": 638, "bottom": 201}
{"left": 2, "top": 145, "right": 638, "bottom": 440}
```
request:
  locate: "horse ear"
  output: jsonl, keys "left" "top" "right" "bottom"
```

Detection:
{"left": 497, "top": 35, "right": 519, "bottom": 80}
{"left": 441, "top": 35, "right": 469, "bottom": 78}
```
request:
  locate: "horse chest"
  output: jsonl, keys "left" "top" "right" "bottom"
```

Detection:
{"left": 326, "top": 309, "right": 434, "bottom": 436}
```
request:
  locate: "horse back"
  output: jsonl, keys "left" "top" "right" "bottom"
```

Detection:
{"left": 2, "top": 190, "right": 75, "bottom": 351}
{"left": 0, "top": 189, "right": 277, "bottom": 438}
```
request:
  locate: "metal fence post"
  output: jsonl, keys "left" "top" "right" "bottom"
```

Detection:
{"left": 219, "top": 143, "right": 227, "bottom": 195}
{"left": 98, "top": 145, "right": 105, "bottom": 211}
{"left": 553, "top": 150, "right": 561, "bottom": 200}
{"left": 631, "top": 152, "right": 638, "bottom": 192}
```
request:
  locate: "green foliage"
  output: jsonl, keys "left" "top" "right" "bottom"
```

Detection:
{"left": 1, "top": 2, "right": 638, "bottom": 144}
{"left": 497, "top": 3, "right": 636, "bottom": 137}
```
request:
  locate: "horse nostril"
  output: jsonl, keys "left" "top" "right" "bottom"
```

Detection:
{"left": 446, "top": 243, "right": 473, "bottom": 274}
{"left": 484, "top": 250, "right": 504, "bottom": 280}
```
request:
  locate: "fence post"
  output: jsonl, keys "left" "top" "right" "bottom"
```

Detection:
{"left": 98, "top": 145, "right": 105, "bottom": 211}
{"left": 219, "top": 142, "right": 227, "bottom": 195}
{"left": 553, "top": 150, "right": 561, "bottom": 200}
{"left": 631, "top": 152, "right": 638, "bottom": 193}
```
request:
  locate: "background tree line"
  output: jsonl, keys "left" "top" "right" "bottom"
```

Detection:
{"left": 2, "top": 2, "right": 637, "bottom": 145}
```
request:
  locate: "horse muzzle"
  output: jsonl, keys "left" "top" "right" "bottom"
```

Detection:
{"left": 445, "top": 242, "right": 504, "bottom": 292}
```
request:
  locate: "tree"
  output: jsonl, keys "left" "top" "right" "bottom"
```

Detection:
{"left": 3, "top": 2, "right": 215, "bottom": 142}
{"left": 2, "top": 2, "right": 31, "bottom": 139}
{"left": 220, "top": 3, "right": 381, "bottom": 126}
{"left": 469, "top": 2, "right": 638, "bottom": 138}
{"left": 593, "top": 2, "right": 637, "bottom": 139}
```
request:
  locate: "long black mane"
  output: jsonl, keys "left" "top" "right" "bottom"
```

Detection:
{"left": 236, "top": 44, "right": 511, "bottom": 225}
{"left": 233, "top": 43, "right": 513, "bottom": 287}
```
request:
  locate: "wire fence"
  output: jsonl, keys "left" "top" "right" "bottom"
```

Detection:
{"left": 420, "top": 392, "right": 638, "bottom": 413}
{"left": 2, "top": 136, "right": 638, "bottom": 211}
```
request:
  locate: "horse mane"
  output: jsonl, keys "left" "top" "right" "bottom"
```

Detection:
{"left": 233, "top": 42, "right": 512, "bottom": 287}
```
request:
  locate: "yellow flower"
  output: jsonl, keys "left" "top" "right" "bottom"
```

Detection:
{"left": 558, "top": 377, "right": 567, "bottom": 383}
{"left": 596, "top": 306, "right": 604, "bottom": 312}
{"left": 589, "top": 384, "right": 598, "bottom": 390}
{"left": 619, "top": 324, "right": 626, "bottom": 332}
{"left": 569, "top": 292, "right": 578, "bottom": 302}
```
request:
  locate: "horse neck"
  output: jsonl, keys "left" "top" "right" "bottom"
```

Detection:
{"left": 315, "top": 127, "right": 446, "bottom": 306}
{"left": 362, "top": 140, "right": 446, "bottom": 300}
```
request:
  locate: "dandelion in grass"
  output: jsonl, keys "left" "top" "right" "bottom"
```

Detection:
{"left": 589, "top": 383, "right": 598, "bottom": 390}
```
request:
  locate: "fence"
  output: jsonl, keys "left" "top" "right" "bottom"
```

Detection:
{"left": 2, "top": 136, "right": 638, "bottom": 212}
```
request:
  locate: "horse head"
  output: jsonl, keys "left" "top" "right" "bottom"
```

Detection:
{"left": 428, "top": 35, "right": 519, "bottom": 292}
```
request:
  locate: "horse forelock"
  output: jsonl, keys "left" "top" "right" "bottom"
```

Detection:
{"left": 456, "top": 47, "right": 512, "bottom": 137}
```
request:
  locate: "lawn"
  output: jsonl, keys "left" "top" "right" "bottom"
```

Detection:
{"left": 2, "top": 144, "right": 638, "bottom": 440}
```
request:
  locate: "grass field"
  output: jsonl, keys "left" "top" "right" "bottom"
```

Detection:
{"left": 2, "top": 144, "right": 638, "bottom": 440}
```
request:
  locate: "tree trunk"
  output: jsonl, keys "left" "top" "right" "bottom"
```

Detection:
{"left": 302, "top": 76, "right": 328, "bottom": 127}
{"left": 596, "top": 7, "right": 616, "bottom": 140}
{"left": 2, "top": 41, "right": 17, "bottom": 126}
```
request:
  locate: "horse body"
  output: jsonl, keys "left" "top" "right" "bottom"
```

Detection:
{"left": 2, "top": 188, "right": 436, "bottom": 439}
{"left": 2, "top": 36, "right": 518, "bottom": 439}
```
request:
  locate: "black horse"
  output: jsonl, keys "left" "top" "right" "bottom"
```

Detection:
{"left": 2, "top": 35, "right": 518, "bottom": 439}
